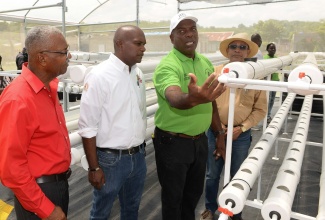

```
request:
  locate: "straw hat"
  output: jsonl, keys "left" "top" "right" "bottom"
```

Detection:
{"left": 219, "top": 33, "right": 258, "bottom": 58}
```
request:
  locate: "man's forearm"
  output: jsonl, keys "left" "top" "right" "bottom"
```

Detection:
{"left": 82, "top": 137, "right": 99, "bottom": 169}
{"left": 211, "top": 100, "right": 223, "bottom": 132}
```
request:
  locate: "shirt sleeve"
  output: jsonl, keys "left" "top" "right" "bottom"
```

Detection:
{"left": 139, "top": 69, "right": 147, "bottom": 130}
{"left": 242, "top": 90, "right": 267, "bottom": 129}
{"left": 153, "top": 60, "right": 182, "bottom": 100}
{"left": 78, "top": 72, "right": 105, "bottom": 138}
{"left": 0, "top": 100, "right": 55, "bottom": 218}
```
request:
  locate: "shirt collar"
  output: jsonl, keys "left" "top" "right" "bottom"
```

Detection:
{"left": 21, "top": 63, "right": 59, "bottom": 94}
{"left": 172, "top": 48, "right": 200, "bottom": 62}
{"left": 110, "top": 53, "right": 137, "bottom": 73}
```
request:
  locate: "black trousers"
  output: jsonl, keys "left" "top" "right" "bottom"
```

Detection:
{"left": 14, "top": 180, "right": 69, "bottom": 220}
{"left": 153, "top": 127, "right": 208, "bottom": 220}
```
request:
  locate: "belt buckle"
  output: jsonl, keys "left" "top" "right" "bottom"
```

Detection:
{"left": 128, "top": 147, "right": 136, "bottom": 155}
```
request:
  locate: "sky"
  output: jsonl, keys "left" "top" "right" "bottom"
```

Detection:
{"left": 138, "top": 0, "right": 325, "bottom": 28}
{"left": 0, "top": 0, "right": 324, "bottom": 28}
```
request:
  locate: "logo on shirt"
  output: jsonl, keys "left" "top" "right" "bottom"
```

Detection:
{"left": 84, "top": 83, "right": 89, "bottom": 91}
{"left": 137, "top": 73, "right": 142, "bottom": 87}
{"left": 184, "top": 73, "right": 190, "bottom": 81}
{"left": 206, "top": 68, "right": 213, "bottom": 76}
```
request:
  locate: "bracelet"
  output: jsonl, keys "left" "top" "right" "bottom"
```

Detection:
{"left": 88, "top": 166, "right": 101, "bottom": 172}
{"left": 213, "top": 129, "right": 226, "bottom": 136}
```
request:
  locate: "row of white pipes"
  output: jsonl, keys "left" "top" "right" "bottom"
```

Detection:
{"left": 217, "top": 53, "right": 324, "bottom": 220}
{"left": 218, "top": 93, "right": 297, "bottom": 218}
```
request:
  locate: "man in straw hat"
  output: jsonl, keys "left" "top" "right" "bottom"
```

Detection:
{"left": 153, "top": 12, "right": 225, "bottom": 220}
{"left": 200, "top": 33, "right": 267, "bottom": 220}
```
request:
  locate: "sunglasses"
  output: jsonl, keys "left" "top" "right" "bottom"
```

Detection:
{"left": 228, "top": 44, "right": 249, "bottom": 50}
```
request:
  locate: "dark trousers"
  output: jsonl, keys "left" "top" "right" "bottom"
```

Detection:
{"left": 153, "top": 127, "right": 208, "bottom": 220}
{"left": 14, "top": 180, "right": 69, "bottom": 220}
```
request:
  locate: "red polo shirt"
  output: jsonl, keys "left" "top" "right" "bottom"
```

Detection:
{"left": 0, "top": 64, "right": 71, "bottom": 218}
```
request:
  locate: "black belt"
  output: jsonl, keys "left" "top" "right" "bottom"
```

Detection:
{"left": 97, "top": 142, "right": 146, "bottom": 155}
{"left": 156, "top": 127, "right": 204, "bottom": 140}
{"left": 36, "top": 168, "right": 72, "bottom": 184}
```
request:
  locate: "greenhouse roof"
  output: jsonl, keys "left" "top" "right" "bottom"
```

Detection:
{"left": 0, "top": 0, "right": 305, "bottom": 27}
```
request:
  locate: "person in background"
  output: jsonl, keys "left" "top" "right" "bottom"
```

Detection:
{"left": 16, "top": 47, "right": 28, "bottom": 71}
{"left": 0, "top": 26, "right": 72, "bottom": 220}
{"left": 264, "top": 42, "right": 278, "bottom": 123}
{"left": 0, "top": 55, "right": 3, "bottom": 71}
{"left": 200, "top": 33, "right": 267, "bottom": 220}
{"left": 153, "top": 12, "right": 225, "bottom": 220}
{"left": 78, "top": 25, "right": 147, "bottom": 220}
{"left": 0, "top": 55, "right": 13, "bottom": 95}
{"left": 251, "top": 33, "right": 263, "bottom": 60}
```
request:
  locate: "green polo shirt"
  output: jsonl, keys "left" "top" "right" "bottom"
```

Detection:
{"left": 264, "top": 54, "right": 279, "bottom": 81}
{"left": 153, "top": 48, "right": 214, "bottom": 136}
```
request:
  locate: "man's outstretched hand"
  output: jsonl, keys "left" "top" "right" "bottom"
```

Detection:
{"left": 188, "top": 72, "right": 226, "bottom": 105}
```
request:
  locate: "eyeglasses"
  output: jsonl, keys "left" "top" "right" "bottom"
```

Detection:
{"left": 40, "top": 49, "right": 70, "bottom": 58}
{"left": 228, "top": 44, "right": 249, "bottom": 50}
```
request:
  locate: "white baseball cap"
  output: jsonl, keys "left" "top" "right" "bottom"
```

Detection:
{"left": 170, "top": 12, "right": 198, "bottom": 34}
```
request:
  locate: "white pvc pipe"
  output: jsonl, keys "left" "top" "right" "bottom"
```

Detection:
{"left": 146, "top": 95, "right": 157, "bottom": 106}
{"left": 147, "top": 104, "right": 158, "bottom": 116}
{"left": 66, "top": 119, "right": 79, "bottom": 131}
{"left": 220, "top": 53, "right": 300, "bottom": 81}
{"left": 65, "top": 84, "right": 84, "bottom": 94}
{"left": 69, "top": 131, "right": 82, "bottom": 147}
{"left": 261, "top": 95, "right": 313, "bottom": 220}
{"left": 223, "top": 88, "right": 236, "bottom": 184}
{"left": 288, "top": 53, "right": 324, "bottom": 95}
{"left": 81, "top": 52, "right": 110, "bottom": 61}
{"left": 0, "top": 72, "right": 20, "bottom": 77}
{"left": 217, "top": 77, "right": 325, "bottom": 96}
{"left": 218, "top": 52, "right": 323, "bottom": 96}
{"left": 137, "top": 60, "right": 161, "bottom": 74}
{"left": 69, "top": 65, "right": 87, "bottom": 84}
{"left": 70, "top": 147, "right": 84, "bottom": 165}
{"left": 218, "top": 93, "right": 296, "bottom": 215}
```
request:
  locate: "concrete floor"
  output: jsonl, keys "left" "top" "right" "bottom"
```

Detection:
{"left": 1, "top": 98, "right": 323, "bottom": 220}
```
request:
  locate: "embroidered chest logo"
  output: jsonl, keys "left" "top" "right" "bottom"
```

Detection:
{"left": 206, "top": 68, "right": 212, "bottom": 76}
{"left": 184, "top": 73, "right": 190, "bottom": 81}
{"left": 84, "top": 83, "right": 89, "bottom": 91}
{"left": 137, "top": 74, "right": 142, "bottom": 87}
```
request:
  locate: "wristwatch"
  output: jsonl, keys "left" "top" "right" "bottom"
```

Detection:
{"left": 213, "top": 129, "right": 226, "bottom": 137}
{"left": 240, "top": 124, "right": 247, "bottom": 132}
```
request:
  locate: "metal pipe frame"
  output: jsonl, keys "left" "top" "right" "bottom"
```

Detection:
{"left": 0, "top": 2, "right": 62, "bottom": 13}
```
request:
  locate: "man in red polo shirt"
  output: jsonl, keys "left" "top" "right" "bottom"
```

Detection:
{"left": 0, "top": 26, "right": 72, "bottom": 220}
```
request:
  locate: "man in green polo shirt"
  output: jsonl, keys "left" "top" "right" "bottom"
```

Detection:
{"left": 152, "top": 12, "right": 225, "bottom": 220}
